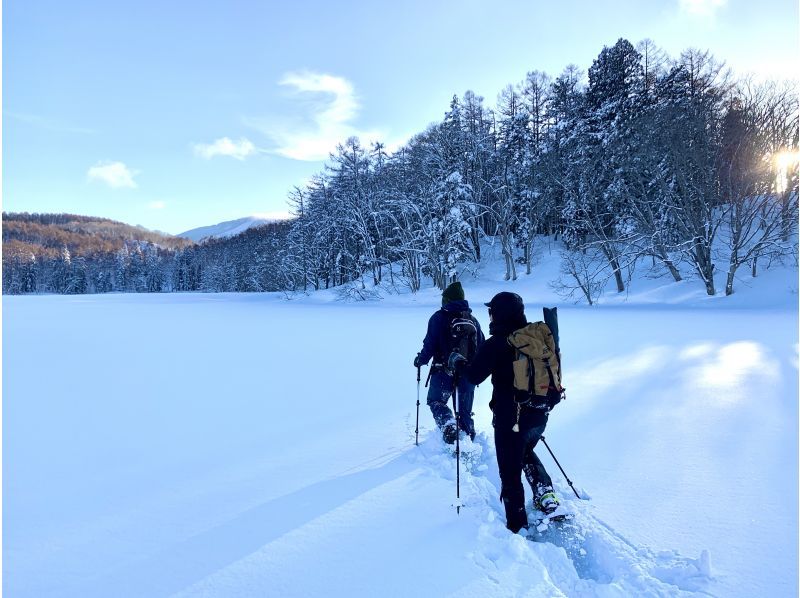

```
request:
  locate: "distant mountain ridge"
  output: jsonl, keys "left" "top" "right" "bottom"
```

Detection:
{"left": 178, "top": 216, "right": 280, "bottom": 241}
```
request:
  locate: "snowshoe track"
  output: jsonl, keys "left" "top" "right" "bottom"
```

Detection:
{"left": 418, "top": 429, "right": 714, "bottom": 596}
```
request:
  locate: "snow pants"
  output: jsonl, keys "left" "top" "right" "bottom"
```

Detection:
{"left": 494, "top": 408, "right": 553, "bottom": 533}
{"left": 427, "top": 370, "right": 475, "bottom": 437}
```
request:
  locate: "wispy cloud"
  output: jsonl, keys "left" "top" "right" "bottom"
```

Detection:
{"left": 87, "top": 161, "right": 138, "bottom": 189}
{"left": 8, "top": 112, "right": 95, "bottom": 134}
{"left": 678, "top": 0, "right": 727, "bottom": 17}
{"left": 246, "top": 71, "right": 385, "bottom": 162}
{"left": 194, "top": 137, "right": 257, "bottom": 160}
{"left": 148, "top": 200, "right": 166, "bottom": 210}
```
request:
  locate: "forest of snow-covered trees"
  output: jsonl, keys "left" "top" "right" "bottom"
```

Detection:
{"left": 278, "top": 38, "right": 798, "bottom": 301}
{"left": 3, "top": 38, "right": 798, "bottom": 300}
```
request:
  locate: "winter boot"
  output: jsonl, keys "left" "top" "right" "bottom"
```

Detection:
{"left": 502, "top": 495, "right": 529, "bottom": 533}
{"left": 442, "top": 423, "right": 458, "bottom": 444}
{"left": 459, "top": 423, "right": 476, "bottom": 442}
{"left": 537, "top": 491, "right": 559, "bottom": 515}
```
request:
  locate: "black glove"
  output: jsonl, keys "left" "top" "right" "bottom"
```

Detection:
{"left": 413, "top": 353, "right": 422, "bottom": 368}
{"left": 514, "top": 391, "right": 532, "bottom": 406}
{"left": 547, "top": 387, "right": 565, "bottom": 409}
{"left": 447, "top": 351, "right": 466, "bottom": 373}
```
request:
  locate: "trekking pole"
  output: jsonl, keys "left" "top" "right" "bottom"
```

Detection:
{"left": 453, "top": 372, "right": 461, "bottom": 515}
{"left": 540, "top": 435, "right": 581, "bottom": 499}
{"left": 415, "top": 365, "right": 421, "bottom": 446}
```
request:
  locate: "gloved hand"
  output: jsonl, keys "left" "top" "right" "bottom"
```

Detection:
{"left": 413, "top": 353, "right": 423, "bottom": 368}
{"left": 447, "top": 351, "right": 466, "bottom": 373}
{"left": 514, "top": 391, "right": 532, "bottom": 406}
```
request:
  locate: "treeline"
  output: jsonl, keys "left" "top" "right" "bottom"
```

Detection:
{"left": 2, "top": 213, "right": 290, "bottom": 294}
{"left": 172, "top": 222, "right": 290, "bottom": 292}
{"left": 278, "top": 38, "right": 798, "bottom": 301}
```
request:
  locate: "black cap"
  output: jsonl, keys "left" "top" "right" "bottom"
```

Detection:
{"left": 484, "top": 292, "right": 524, "bottom": 316}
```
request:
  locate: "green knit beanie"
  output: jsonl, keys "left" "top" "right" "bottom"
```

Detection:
{"left": 442, "top": 281, "right": 465, "bottom": 305}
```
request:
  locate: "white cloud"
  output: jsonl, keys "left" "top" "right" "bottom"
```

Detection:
{"left": 87, "top": 161, "right": 138, "bottom": 189}
{"left": 280, "top": 72, "right": 360, "bottom": 124}
{"left": 194, "top": 137, "right": 257, "bottom": 160}
{"left": 246, "top": 71, "right": 387, "bottom": 162}
{"left": 679, "top": 0, "right": 727, "bottom": 17}
{"left": 252, "top": 210, "right": 292, "bottom": 221}
{"left": 148, "top": 201, "right": 166, "bottom": 210}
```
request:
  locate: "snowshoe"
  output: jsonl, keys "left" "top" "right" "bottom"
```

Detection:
{"left": 531, "top": 500, "right": 575, "bottom": 529}
{"left": 442, "top": 423, "right": 458, "bottom": 444}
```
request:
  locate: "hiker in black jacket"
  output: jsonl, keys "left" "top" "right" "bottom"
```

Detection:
{"left": 414, "top": 281, "right": 485, "bottom": 444}
{"left": 449, "top": 291, "right": 559, "bottom": 533}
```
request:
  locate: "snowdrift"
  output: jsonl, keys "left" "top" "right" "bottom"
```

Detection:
{"left": 3, "top": 247, "right": 797, "bottom": 597}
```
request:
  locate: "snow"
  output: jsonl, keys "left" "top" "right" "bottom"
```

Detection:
{"left": 177, "top": 216, "right": 278, "bottom": 242}
{"left": 3, "top": 244, "right": 797, "bottom": 597}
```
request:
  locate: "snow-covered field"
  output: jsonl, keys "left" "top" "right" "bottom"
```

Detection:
{"left": 3, "top": 247, "right": 798, "bottom": 597}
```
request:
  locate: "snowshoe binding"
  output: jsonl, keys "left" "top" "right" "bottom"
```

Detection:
{"left": 538, "top": 492, "right": 560, "bottom": 515}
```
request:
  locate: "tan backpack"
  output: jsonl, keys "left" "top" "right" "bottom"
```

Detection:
{"left": 507, "top": 322, "right": 564, "bottom": 410}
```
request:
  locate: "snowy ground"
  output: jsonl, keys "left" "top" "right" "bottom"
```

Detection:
{"left": 3, "top": 247, "right": 798, "bottom": 597}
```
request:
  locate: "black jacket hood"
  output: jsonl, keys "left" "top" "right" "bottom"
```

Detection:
{"left": 443, "top": 299, "right": 472, "bottom": 313}
{"left": 489, "top": 314, "right": 528, "bottom": 337}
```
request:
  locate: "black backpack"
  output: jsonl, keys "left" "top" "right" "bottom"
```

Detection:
{"left": 448, "top": 310, "right": 478, "bottom": 363}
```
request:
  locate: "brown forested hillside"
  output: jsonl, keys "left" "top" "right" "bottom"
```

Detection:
{"left": 2, "top": 212, "right": 290, "bottom": 295}
{"left": 2, "top": 213, "right": 193, "bottom": 294}
{"left": 2, "top": 212, "right": 192, "bottom": 254}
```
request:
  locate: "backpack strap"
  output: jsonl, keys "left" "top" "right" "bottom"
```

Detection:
{"left": 542, "top": 357, "right": 565, "bottom": 408}
{"left": 525, "top": 353, "right": 534, "bottom": 394}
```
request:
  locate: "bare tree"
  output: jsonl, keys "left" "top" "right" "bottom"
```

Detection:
{"left": 551, "top": 246, "right": 613, "bottom": 305}
{"left": 718, "top": 83, "right": 799, "bottom": 295}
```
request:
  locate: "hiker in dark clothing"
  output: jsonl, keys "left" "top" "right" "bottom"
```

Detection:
{"left": 449, "top": 291, "right": 559, "bottom": 533}
{"left": 414, "top": 281, "right": 485, "bottom": 444}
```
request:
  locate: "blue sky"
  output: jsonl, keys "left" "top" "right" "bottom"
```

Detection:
{"left": 4, "top": 0, "right": 798, "bottom": 234}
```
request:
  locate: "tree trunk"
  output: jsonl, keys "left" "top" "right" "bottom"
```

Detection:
{"left": 525, "top": 244, "right": 532, "bottom": 275}
{"left": 693, "top": 240, "right": 716, "bottom": 296}
{"left": 659, "top": 253, "right": 683, "bottom": 282}
{"left": 501, "top": 233, "right": 516, "bottom": 281}
{"left": 510, "top": 252, "right": 517, "bottom": 281}
{"left": 725, "top": 266, "right": 737, "bottom": 296}
{"left": 471, "top": 225, "right": 481, "bottom": 261}
{"left": 781, "top": 190, "right": 793, "bottom": 242}
{"left": 725, "top": 247, "right": 740, "bottom": 296}
{"left": 604, "top": 250, "right": 625, "bottom": 292}
{"left": 612, "top": 264, "right": 625, "bottom": 293}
